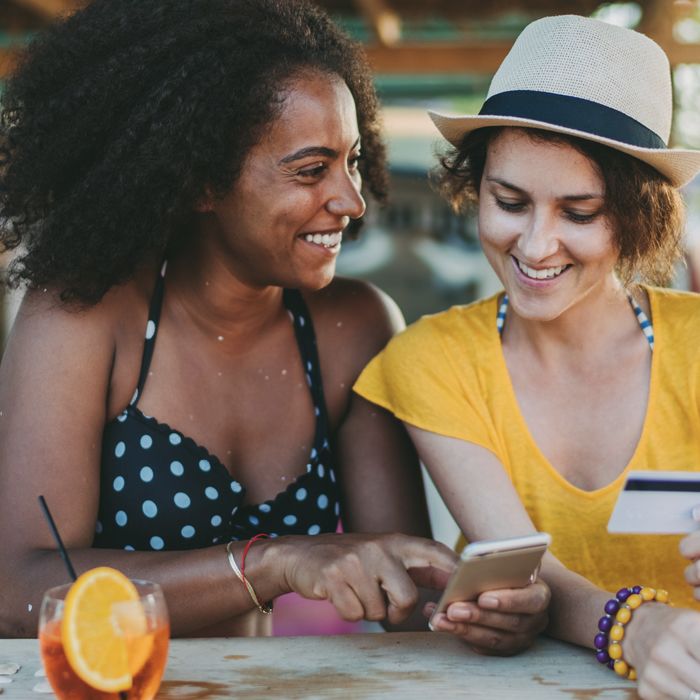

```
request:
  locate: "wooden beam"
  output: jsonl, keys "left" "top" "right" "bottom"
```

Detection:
{"left": 0, "top": 48, "right": 20, "bottom": 79}
{"left": 355, "top": 0, "right": 402, "bottom": 47}
{"left": 641, "top": 0, "right": 700, "bottom": 66}
{"left": 2, "top": 31, "right": 700, "bottom": 82}
{"left": 665, "top": 41, "right": 700, "bottom": 66}
{"left": 365, "top": 38, "right": 700, "bottom": 75}
{"left": 8, "top": 0, "right": 82, "bottom": 20}
{"left": 365, "top": 42, "right": 512, "bottom": 74}
{"left": 638, "top": 0, "right": 674, "bottom": 45}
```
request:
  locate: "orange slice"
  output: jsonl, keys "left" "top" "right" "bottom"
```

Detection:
{"left": 61, "top": 567, "right": 150, "bottom": 692}
{"left": 112, "top": 599, "right": 154, "bottom": 676}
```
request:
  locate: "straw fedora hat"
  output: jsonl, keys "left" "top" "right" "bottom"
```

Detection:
{"left": 428, "top": 15, "right": 700, "bottom": 187}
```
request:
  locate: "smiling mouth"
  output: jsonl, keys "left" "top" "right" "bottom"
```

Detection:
{"left": 513, "top": 256, "right": 572, "bottom": 280}
{"left": 302, "top": 232, "right": 342, "bottom": 249}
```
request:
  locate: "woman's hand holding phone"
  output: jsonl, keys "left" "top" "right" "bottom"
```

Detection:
{"left": 424, "top": 579, "right": 551, "bottom": 655}
{"left": 424, "top": 533, "right": 552, "bottom": 655}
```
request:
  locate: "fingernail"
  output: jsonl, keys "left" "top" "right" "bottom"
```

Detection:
{"left": 430, "top": 614, "right": 455, "bottom": 632}
{"left": 480, "top": 596, "right": 499, "bottom": 609}
{"left": 450, "top": 608, "right": 472, "bottom": 622}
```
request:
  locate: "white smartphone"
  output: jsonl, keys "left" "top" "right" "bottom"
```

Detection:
{"left": 607, "top": 470, "right": 700, "bottom": 534}
{"left": 429, "top": 532, "right": 551, "bottom": 628}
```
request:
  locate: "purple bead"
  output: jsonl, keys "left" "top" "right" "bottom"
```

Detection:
{"left": 608, "top": 659, "right": 615, "bottom": 670}
{"left": 594, "top": 633, "right": 608, "bottom": 649}
{"left": 604, "top": 599, "right": 620, "bottom": 615}
{"left": 596, "top": 650, "right": 610, "bottom": 664}
{"left": 632, "top": 585, "right": 642, "bottom": 594}
{"left": 616, "top": 588, "right": 631, "bottom": 602}
{"left": 598, "top": 615, "right": 613, "bottom": 633}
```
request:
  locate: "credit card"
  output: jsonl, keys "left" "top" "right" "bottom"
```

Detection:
{"left": 607, "top": 470, "right": 700, "bottom": 534}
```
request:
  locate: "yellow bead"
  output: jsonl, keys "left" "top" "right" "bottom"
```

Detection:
{"left": 614, "top": 659, "right": 629, "bottom": 676}
{"left": 616, "top": 607, "right": 632, "bottom": 624}
{"left": 609, "top": 624, "right": 625, "bottom": 642}
{"left": 628, "top": 668, "right": 637, "bottom": 681}
{"left": 626, "top": 594, "right": 642, "bottom": 609}
{"left": 640, "top": 587, "right": 655, "bottom": 601}
{"left": 655, "top": 589, "right": 669, "bottom": 603}
{"left": 608, "top": 642, "right": 623, "bottom": 659}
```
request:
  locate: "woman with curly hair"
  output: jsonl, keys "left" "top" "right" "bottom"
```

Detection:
{"left": 0, "top": 0, "right": 470, "bottom": 639}
{"left": 356, "top": 14, "right": 700, "bottom": 696}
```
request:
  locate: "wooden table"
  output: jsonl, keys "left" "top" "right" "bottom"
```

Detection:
{"left": 0, "top": 632, "right": 639, "bottom": 699}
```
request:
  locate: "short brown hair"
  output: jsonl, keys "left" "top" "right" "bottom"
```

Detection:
{"left": 435, "top": 127, "right": 685, "bottom": 287}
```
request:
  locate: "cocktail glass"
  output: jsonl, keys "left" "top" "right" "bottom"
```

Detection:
{"left": 39, "top": 579, "right": 169, "bottom": 700}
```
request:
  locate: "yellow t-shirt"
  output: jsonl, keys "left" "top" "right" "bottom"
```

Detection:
{"left": 354, "top": 287, "right": 700, "bottom": 608}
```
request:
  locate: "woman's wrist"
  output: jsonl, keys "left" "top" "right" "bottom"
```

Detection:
{"left": 222, "top": 536, "right": 296, "bottom": 606}
{"left": 593, "top": 586, "right": 671, "bottom": 679}
{"left": 253, "top": 535, "right": 299, "bottom": 598}
{"left": 225, "top": 538, "right": 273, "bottom": 614}
{"left": 623, "top": 600, "right": 675, "bottom": 669}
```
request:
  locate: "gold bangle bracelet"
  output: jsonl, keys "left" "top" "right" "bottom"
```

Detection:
{"left": 225, "top": 540, "right": 273, "bottom": 614}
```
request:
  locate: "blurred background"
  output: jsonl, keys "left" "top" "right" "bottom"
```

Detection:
{"left": 2, "top": 0, "right": 700, "bottom": 634}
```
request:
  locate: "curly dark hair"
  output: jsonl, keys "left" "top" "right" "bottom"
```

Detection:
{"left": 435, "top": 126, "right": 684, "bottom": 287}
{"left": 0, "top": 0, "right": 388, "bottom": 304}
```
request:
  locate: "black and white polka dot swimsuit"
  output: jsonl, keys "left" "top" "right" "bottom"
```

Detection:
{"left": 93, "top": 261, "right": 340, "bottom": 551}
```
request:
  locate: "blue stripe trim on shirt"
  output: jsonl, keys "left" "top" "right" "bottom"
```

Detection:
{"left": 497, "top": 293, "right": 654, "bottom": 351}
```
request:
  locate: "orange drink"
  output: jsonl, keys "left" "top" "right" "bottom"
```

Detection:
{"left": 39, "top": 571, "right": 169, "bottom": 700}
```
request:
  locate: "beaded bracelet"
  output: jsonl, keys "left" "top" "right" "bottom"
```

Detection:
{"left": 593, "top": 585, "right": 670, "bottom": 680}
{"left": 226, "top": 535, "right": 273, "bottom": 615}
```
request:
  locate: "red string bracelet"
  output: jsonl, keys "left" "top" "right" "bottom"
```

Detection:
{"left": 225, "top": 533, "right": 272, "bottom": 614}
{"left": 241, "top": 533, "right": 270, "bottom": 583}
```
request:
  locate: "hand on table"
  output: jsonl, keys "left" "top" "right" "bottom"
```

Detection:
{"left": 424, "top": 579, "right": 550, "bottom": 656}
{"left": 624, "top": 602, "right": 700, "bottom": 699}
{"left": 626, "top": 532, "right": 700, "bottom": 699}
{"left": 280, "top": 533, "right": 457, "bottom": 625}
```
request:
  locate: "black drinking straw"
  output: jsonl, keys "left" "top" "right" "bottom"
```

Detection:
{"left": 38, "top": 496, "right": 128, "bottom": 700}
{"left": 38, "top": 495, "right": 77, "bottom": 582}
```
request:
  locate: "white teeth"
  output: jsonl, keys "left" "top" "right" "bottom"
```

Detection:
{"left": 516, "top": 259, "right": 567, "bottom": 280}
{"left": 303, "top": 232, "right": 342, "bottom": 248}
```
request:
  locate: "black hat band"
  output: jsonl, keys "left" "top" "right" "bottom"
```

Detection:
{"left": 479, "top": 90, "right": 666, "bottom": 150}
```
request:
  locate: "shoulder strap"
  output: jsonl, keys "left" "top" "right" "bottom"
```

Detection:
{"left": 627, "top": 293, "right": 654, "bottom": 351}
{"left": 496, "top": 292, "right": 654, "bottom": 351}
{"left": 130, "top": 260, "right": 168, "bottom": 407}
{"left": 282, "top": 288, "right": 330, "bottom": 432}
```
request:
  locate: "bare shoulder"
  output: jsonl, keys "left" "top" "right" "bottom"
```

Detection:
{"left": 306, "top": 276, "right": 405, "bottom": 340}
{"left": 8, "top": 289, "right": 113, "bottom": 361}
{"left": 7, "top": 274, "right": 147, "bottom": 352}
{"left": 2, "top": 274, "right": 152, "bottom": 408}
{"left": 304, "top": 276, "right": 406, "bottom": 366}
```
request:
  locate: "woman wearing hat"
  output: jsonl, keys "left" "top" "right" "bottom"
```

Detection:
{"left": 355, "top": 14, "right": 700, "bottom": 697}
